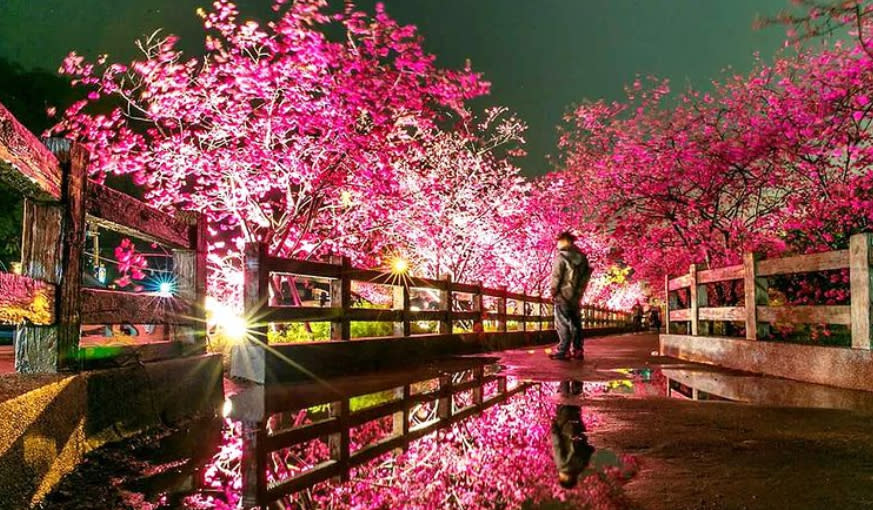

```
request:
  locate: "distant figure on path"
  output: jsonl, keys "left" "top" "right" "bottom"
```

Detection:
{"left": 649, "top": 306, "right": 662, "bottom": 332}
{"left": 631, "top": 301, "right": 644, "bottom": 331}
{"left": 549, "top": 231, "right": 591, "bottom": 361}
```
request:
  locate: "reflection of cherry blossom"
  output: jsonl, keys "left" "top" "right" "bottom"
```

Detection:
{"left": 190, "top": 384, "right": 639, "bottom": 509}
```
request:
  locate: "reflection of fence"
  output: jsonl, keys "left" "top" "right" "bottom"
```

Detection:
{"left": 0, "top": 101, "right": 207, "bottom": 372}
{"left": 231, "top": 361, "right": 527, "bottom": 507}
{"left": 232, "top": 242, "right": 631, "bottom": 382}
{"left": 661, "top": 233, "right": 873, "bottom": 391}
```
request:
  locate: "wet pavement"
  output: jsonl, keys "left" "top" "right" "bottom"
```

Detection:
{"left": 36, "top": 333, "right": 873, "bottom": 509}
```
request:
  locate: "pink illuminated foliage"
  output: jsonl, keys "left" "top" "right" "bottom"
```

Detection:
{"left": 556, "top": 2, "right": 873, "bottom": 305}
{"left": 49, "top": 0, "right": 641, "bottom": 309}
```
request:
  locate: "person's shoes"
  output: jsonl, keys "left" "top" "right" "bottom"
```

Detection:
{"left": 572, "top": 350, "right": 585, "bottom": 361}
{"left": 549, "top": 353, "right": 570, "bottom": 361}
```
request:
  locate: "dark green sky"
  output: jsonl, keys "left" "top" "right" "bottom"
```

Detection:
{"left": 0, "top": 0, "right": 792, "bottom": 176}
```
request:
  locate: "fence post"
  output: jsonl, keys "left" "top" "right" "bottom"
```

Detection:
{"left": 438, "top": 374, "right": 453, "bottom": 421}
{"left": 664, "top": 274, "right": 671, "bottom": 335}
{"left": 331, "top": 256, "right": 351, "bottom": 341}
{"left": 329, "top": 399, "right": 350, "bottom": 481}
{"left": 439, "top": 274, "right": 453, "bottom": 335}
{"left": 498, "top": 286, "right": 508, "bottom": 332}
{"left": 521, "top": 292, "right": 528, "bottom": 332}
{"left": 473, "top": 282, "right": 484, "bottom": 333}
{"left": 239, "top": 420, "right": 268, "bottom": 508}
{"left": 393, "top": 283, "right": 410, "bottom": 337}
{"left": 17, "top": 141, "right": 88, "bottom": 373}
{"left": 472, "top": 365, "right": 484, "bottom": 406}
{"left": 689, "top": 264, "right": 700, "bottom": 336}
{"left": 230, "top": 242, "right": 269, "bottom": 382}
{"left": 15, "top": 199, "right": 64, "bottom": 373}
{"left": 850, "top": 233, "right": 872, "bottom": 349}
{"left": 392, "top": 384, "right": 411, "bottom": 453}
{"left": 743, "top": 253, "right": 769, "bottom": 340}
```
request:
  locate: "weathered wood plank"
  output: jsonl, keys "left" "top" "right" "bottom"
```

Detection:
{"left": 0, "top": 273, "right": 55, "bottom": 325}
{"left": 690, "top": 264, "right": 700, "bottom": 336}
{"left": 669, "top": 308, "right": 691, "bottom": 321}
{"left": 698, "top": 306, "right": 746, "bottom": 322}
{"left": 849, "top": 234, "right": 872, "bottom": 349}
{"left": 0, "top": 102, "right": 61, "bottom": 200}
{"left": 57, "top": 144, "right": 88, "bottom": 369}
{"left": 757, "top": 305, "right": 851, "bottom": 325}
{"left": 80, "top": 288, "right": 197, "bottom": 325}
{"left": 668, "top": 274, "right": 692, "bottom": 291}
{"left": 86, "top": 182, "right": 192, "bottom": 249}
{"left": 697, "top": 264, "right": 743, "bottom": 284}
{"left": 744, "top": 253, "right": 770, "bottom": 340}
{"left": 757, "top": 250, "right": 849, "bottom": 277}
{"left": 15, "top": 200, "right": 63, "bottom": 373}
{"left": 265, "top": 256, "right": 342, "bottom": 279}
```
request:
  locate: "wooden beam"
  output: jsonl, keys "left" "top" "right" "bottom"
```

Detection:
{"left": 0, "top": 102, "right": 62, "bottom": 200}
{"left": 698, "top": 306, "right": 746, "bottom": 322}
{"left": 85, "top": 182, "right": 192, "bottom": 249}
{"left": 669, "top": 308, "right": 691, "bottom": 321}
{"left": 80, "top": 288, "right": 197, "bottom": 325}
{"left": 697, "top": 264, "right": 743, "bottom": 284}
{"left": 850, "top": 233, "right": 872, "bottom": 350}
{"left": 757, "top": 305, "right": 851, "bottom": 325}
{"left": 0, "top": 273, "right": 55, "bottom": 325}
{"left": 668, "top": 274, "right": 692, "bottom": 291}
{"left": 263, "top": 256, "right": 342, "bottom": 279}
{"left": 743, "top": 253, "right": 769, "bottom": 340}
{"left": 757, "top": 250, "right": 849, "bottom": 277}
{"left": 690, "top": 264, "right": 700, "bottom": 336}
{"left": 57, "top": 144, "right": 88, "bottom": 369}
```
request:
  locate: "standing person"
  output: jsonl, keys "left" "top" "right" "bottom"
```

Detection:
{"left": 549, "top": 231, "right": 591, "bottom": 361}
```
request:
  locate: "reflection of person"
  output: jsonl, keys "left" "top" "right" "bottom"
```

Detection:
{"left": 549, "top": 232, "right": 591, "bottom": 361}
{"left": 551, "top": 380, "right": 595, "bottom": 488}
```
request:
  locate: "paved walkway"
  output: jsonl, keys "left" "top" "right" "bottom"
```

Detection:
{"left": 487, "top": 333, "right": 873, "bottom": 509}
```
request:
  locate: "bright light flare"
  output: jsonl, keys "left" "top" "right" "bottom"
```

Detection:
{"left": 158, "top": 281, "right": 174, "bottom": 298}
{"left": 221, "top": 398, "right": 233, "bottom": 418}
{"left": 221, "top": 315, "right": 248, "bottom": 343}
{"left": 390, "top": 256, "right": 409, "bottom": 275}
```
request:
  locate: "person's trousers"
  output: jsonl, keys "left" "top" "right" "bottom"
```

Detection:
{"left": 555, "top": 300, "right": 583, "bottom": 355}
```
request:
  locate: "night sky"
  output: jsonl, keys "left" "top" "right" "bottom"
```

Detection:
{"left": 0, "top": 0, "right": 792, "bottom": 176}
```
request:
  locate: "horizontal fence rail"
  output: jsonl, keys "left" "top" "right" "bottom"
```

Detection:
{"left": 236, "top": 365, "right": 528, "bottom": 507}
{"left": 663, "top": 233, "right": 872, "bottom": 349}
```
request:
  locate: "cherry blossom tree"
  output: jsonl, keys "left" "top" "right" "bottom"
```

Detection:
{"left": 49, "top": 0, "right": 489, "bottom": 303}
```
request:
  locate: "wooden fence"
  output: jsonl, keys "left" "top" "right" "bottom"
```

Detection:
{"left": 231, "top": 242, "right": 630, "bottom": 382}
{"left": 0, "top": 101, "right": 207, "bottom": 372}
{"left": 243, "top": 242, "right": 628, "bottom": 341}
{"left": 664, "top": 232, "right": 872, "bottom": 348}
{"left": 231, "top": 360, "right": 527, "bottom": 507}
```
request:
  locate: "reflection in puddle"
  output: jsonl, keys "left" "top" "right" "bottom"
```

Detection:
{"left": 75, "top": 359, "right": 638, "bottom": 510}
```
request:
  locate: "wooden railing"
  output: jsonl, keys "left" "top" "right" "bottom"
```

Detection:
{"left": 0, "top": 99, "right": 208, "bottom": 372}
{"left": 664, "top": 233, "right": 872, "bottom": 349}
{"left": 232, "top": 361, "right": 528, "bottom": 507}
{"left": 243, "top": 242, "right": 630, "bottom": 341}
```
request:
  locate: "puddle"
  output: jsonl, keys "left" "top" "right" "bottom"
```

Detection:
{"left": 40, "top": 356, "right": 873, "bottom": 509}
{"left": 40, "top": 360, "right": 640, "bottom": 510}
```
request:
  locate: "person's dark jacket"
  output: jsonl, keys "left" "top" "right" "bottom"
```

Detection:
{"left": 550, "top": 405, "right": 594, "bottom": 475}
{"left": 550, "top": 244, "right": 590, "bottom": 304}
